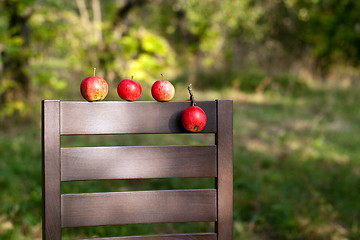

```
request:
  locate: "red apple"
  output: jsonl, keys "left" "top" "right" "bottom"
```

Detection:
{"left": 182, "top": 106, "right": 207, "bottom": 132}
{"left": 151, "top": 74, "right": 175, "bottom": 101}
{"left": 117, "top": 76, "right": 142, "bottom": 101}
{"left": 80, "top": 68, "right": 108, "bottom": 102}
{"left": 181, "top": 84, "right": 207, "bottom": 132}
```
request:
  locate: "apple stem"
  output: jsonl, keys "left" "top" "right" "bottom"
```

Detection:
{"left": 131, "top": 75, "right": 134, "bottom": 81}
{"left": 161, "top": 73, "right": 164, "bottom": 81}
{"left": 188, "top": 84, "right": 195, "bottom": 106}
{"left": 93, "top": 67, "right": 96, "bottom": 76}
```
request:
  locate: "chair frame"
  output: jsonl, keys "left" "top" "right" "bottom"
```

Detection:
{"left": 42, "top": 100, "right": 233, "bottom": 240}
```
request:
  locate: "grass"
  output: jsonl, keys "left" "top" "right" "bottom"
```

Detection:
{"left": 1, "top": 77, "right": 360, "bottom": 239}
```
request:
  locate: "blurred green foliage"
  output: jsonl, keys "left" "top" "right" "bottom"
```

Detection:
{"left": 1, "top": 0, "right": 360, "bottom": 239}
{"left": 1, "top": 0, "right": 360, "bottom": 118}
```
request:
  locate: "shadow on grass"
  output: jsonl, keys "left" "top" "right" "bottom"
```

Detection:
{"left": 234, "top": 148, "right": 360, "bottom": 240}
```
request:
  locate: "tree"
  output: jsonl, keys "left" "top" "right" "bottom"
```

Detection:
{"left": 0, "top": 0, "right": 33, "bottom": 112}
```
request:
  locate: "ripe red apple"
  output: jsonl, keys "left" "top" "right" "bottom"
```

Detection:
{"left": 182, "top": 106, "right": 207, "bottom": 132}
{"left": 151, "top": 74, "right": 175, "bottom": 101}
{"left": 181, "top": 84, "right": 207, "bottom": 132}
{"left": 117, "top": 76, "right": 142, "bottom": 101}
{"left": 80, "top": 68, "right": 108, "bottom": 102}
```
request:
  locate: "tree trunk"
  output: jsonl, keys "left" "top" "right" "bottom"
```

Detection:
{"left": 1, "top": 0, "right": 32, "bottom": 105}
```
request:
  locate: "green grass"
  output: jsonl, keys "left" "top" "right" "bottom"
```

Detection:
{"left": 1, "top": 78, "right": 360, "bottom": 239}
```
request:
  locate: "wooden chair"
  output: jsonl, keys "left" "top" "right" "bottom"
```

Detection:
{"left": 42, "top": 100, "right": 233, "bottom": 240}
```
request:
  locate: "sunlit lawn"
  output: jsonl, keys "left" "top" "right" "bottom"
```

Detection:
{"left": 1, "top": 82, "right": 360, "bottom": 239}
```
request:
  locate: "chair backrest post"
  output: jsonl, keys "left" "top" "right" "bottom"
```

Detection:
{"left": 215, "top": 99, "right": 233, "bottom": 240}
{"left": 42, "top": 100, "right": 62, "bottom": 240}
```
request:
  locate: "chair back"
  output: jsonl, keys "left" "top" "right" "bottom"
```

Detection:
{"left": 42, "top": 100, "right": 233, "bottom": 240}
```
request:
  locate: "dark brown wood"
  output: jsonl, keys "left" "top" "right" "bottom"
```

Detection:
{"left": 61, "top": 190, "right": 217, "bottom": 228}
{"left": 43, "top": 100, "right": 233, "bottom": 239}
{"left": 70, "top": 233, "right": 217, "bottom": 240}
{"left": 60, "top": 101, "right": 217, "bottom": 135}
{"left": 215, "top": 100, "right": 233, "bottom": 240}
{"left": 61, "top": 145, "right": 217, "bottom": 181}
{"left": 42, "top": 100, "right": 61, "bottom": 240}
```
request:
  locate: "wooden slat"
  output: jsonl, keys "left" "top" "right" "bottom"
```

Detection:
{"left": 70, "top": 233, "right": 217, "bottom": 240}
{"left": 61, "top": 190, "right": 217, "bottom": 228}
{"left": 215, "top": 100, "right": 233, "bottom": 240}
{"left": 60, "top": 101, "right": 216, "bottom": 135}
{"left": 42, "top": 100, "right": 61, "bottom": 240}
{"left": 61, "top": 145, "right": 217, "bottom": 181}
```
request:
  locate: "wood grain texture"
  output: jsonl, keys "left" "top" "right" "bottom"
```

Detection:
{"left": 70, "top": 233, "right": 217, "bottom": 240}
{"left": 60, "top": 101, "right": 216, "bottom": 135}
{"left": 43, "top": 100, "right": 233, "bottom": 239}
{"left": 42, "top": 100, "right": 61, "bottom": 240}
{"left": 215, "top": 100, "right": 234, "bottom": 240}
{"left": 61, "top": 190, "right": 217, "bottom": 228}
{"left": 61, "top": 145, "right": 217, "bottom": 181}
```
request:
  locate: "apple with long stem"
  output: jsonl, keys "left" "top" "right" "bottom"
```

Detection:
{"left": 80, "top": 68, "right": 108, "bottom": 102}
{"left": 117, "top": 76, "right": 142, "bottom": 101}
{"left": 181, "top": 84, "right": 207, "bottom": 132}
{"left": 151, "top": 74, "right": 175, "bottom": 102}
